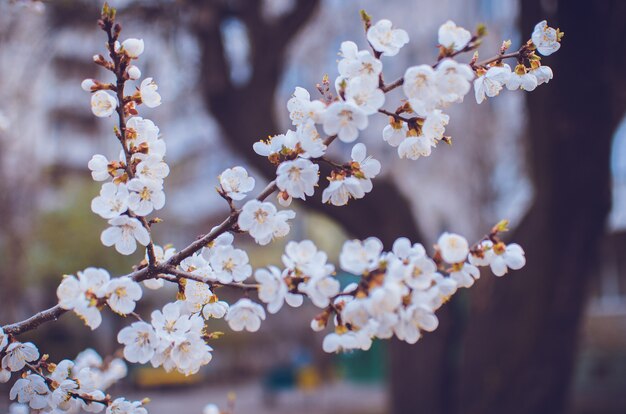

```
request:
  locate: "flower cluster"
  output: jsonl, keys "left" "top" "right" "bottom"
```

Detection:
{"left": 85, "top": 28, "right": 166, "bottom": 256}
{"left": 57, "top": 267, "right": 142, "bottom": 329}
{"left": 0, "top": 5, "right": 564, "bottom": 413}
{"left": 1, "top": 338, "right": 132, "bottom": 414}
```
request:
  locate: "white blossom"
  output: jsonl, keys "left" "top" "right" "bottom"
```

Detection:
{"left": 127, "top": 178, "right": 165, "bottom": 216}
{"left": 57, "top": 267, "right": 111, "bottom": 329}
{"left": 322, "top": 176, "right": 365, "bottom": 206}
{"left": 531, "top": 65, "right": 554, "bottom": 86}
{"left": 219, "top": 166, "right": 255, "bottom": 200}
{"left": 531, "top": 20, "right": 561, "bottom": 56}
{"left": 0, "top": 327, "right": 8, "bottom": 352}
{"left": 340, "top": 237, "right": 383, "bottom": 275}
{"left": 209, "top": 245, "right": 252, "bottom": 283}
{"left": 449, "top": 263, "right": 480, "bottom": 288}
{"left": 88, "top": 154, "right": 110, "bottom": 181}
{"left": 276, "top": 158, "right": 319, "bottom": 200}
{"left": 322, "top": 101, "right": 368, "bottom": 143}
{"left": 435, "top": 59, "right": 474, "bottom": 104}
{"left": 282, "top": 240, "right": 334, "bottom": 278}
{"left": 506, "top": 65, "right": 538, "bottom": 91}
{"left": 238, "top": 200, "right": 295, "bottom": 245}
{"left": 91, "top": 182, "right": 129, "bottom": 219}
{"left": 117, "top": 321, "right": 157, "bottom": 364}
{"left": 9, "top": 374, "right": 49, "bottom": 410}
{"left": 139, "top": 78, "right": 161, "bottom": 108}
{"left": 107, "top": 398, "right": 147, "bottom": 414}
{"left": 366, "top": 19, "right": 409, "bottom": 57}
{"left": 127, "top": 65, "right": 141, "bottom": 80}
{"left": 225, "top": 299, "right": 266, "bottom": 332}
{"left": 489, "top": 243, "right": 526, "bottom": 276}
{"left": 101, "top": 216, "right": 150, "bottom": 255}
{"left": 105, "top": 277, "right": 142, "bottom": 315}
{"left": 91, "top": 90, "right": 117, "bottom": 118}
{"left": 474, "top": 65, "right": 512, "bottom": 104}
{"left": 255, "top": 266, "right": 289, "bottom": 314}
{"left": 338, "top": 41, "right": 382, "bottom": 83}
{"left": 345, "top": 77, "right": 385, "bottom": 115}
{"left": 135, "top": 154, "right": 169, "bottom": 185}
{"left": 383, "top": 121, "right": 408, "bottom": 147}
{"left": 422, "top": 109, "right": 450, "bottom": 142}
{"left": 398, "top": 134, "right": 433, "bottom": 160}
{"left": 2, "top": 342, "right": 39, "bottom": 372}
{"left": 438, "top": 232, "right": 469, "bottom": 264}
{"left": 438, "top": 20, "right": 471, "bottom": 51}
{"left": 202, "top": 300, "right": 229, "bottom": 319}
{"left": 121, "top": 38, "right": 144, "bottom": 58}
{"left": 287, "top": 87, "right": 325, "bottom": 126}
{"left": 403, "top": 65, "right": 437, "bottom": 115}
{"left": 299, "top": 275, "right": 340, "bottom": 308}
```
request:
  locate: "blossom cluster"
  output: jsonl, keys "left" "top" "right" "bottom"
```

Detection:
{"left": 0, "top": 336, "right": 135, "bottom": 414}
{"left": 0, "top": 5, "right": 564, "bottom": 413}
{"left": 84, "top": 34, "right": 166, "bottom": 256}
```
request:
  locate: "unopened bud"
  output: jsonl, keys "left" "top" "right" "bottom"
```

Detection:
{"left": 127, "top": 65, "right": 141, "bottom": 80}
{"left": 81, "top": 79, "right": 97, "bottom": 92}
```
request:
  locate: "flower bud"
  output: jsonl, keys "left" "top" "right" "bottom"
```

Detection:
{"left": 121, "top": 38, "right": 144, "bottom": 58}
{"left": 81, "top": 79, "right": 97, "bottom": 92}
{"left": 127, "top": 65, "right": 141, "bottom": 80}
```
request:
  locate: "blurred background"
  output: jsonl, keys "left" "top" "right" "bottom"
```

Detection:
{"left": 0, "top": 0, "right": 625, "bottom": 413}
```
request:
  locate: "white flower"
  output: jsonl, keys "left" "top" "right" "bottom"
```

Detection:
{"left": 345, "top": 77, "right": 385, "bottom": 115}
{"left": 422, "top": 109, "right": 450, "bottom": 142}
{"left": 121, "top": 38, "right": 145, "bottom": 58}
{"left": 203, "top": 404, "right": 220, "bottom": 414}
{"left": 219, "top": 166, "right": 255, "bottom": 200}
{"left": 282, "top": 240, "right": 334, "bottom": 278}
{"left": 135, "top": 154, "right": 170, "bottom": 185}
{"left": 299, "top": 275, "right": 340, "bottom": 308}
{"left": 127, "top": 65, "right": 141, "bottom": 80}
{"left": 91, "top": 182, "right": 129, "bottom": 219}
{"left": 295, "top": 121, "right": 327, "bottom": 158}
{"left": 253, "top": 133, "right": 290, "bottom": 157}
{"left": 382, "top": 121, "right": 408, "bottom": 147}
{"left": 322, "top": 101, "right": 368, "bottom": 143}
{"left": 126, "top": 117, "right": 164, "bottom": 159}
{"left": 101, "top": 216, "right": 150, "bottom": 255}
{"left": 398, "top": 134, "right": 432, "bottom": 160}
{"left": 184, "top": 280, "right": 214, "bottom": 313}
{"left": 81, "top": 79, "right": 97, "bottom": 92}
{"left": 366, "top": 19, "right": 409, "bottom": 56}
{"left": 530, "top": 64, "right": 553, "bottom": 86}
{"left": 225, "top": 298, "right": 266, "bottom": 332}
{"left": 351, "top": 143, "right": 381, "bottom": 194}
{"left": 367, "top": 281, "right": 406, "bottom": 316}
{"left": 287, "top": 87, "right": 325, "bottom": 126}
{"left": 107, "top": 398, "right": 147, "bottom": 414}
{"left": 338, "top": 42, "right": 383, "bottom": 84}
{"left": 403, "top": 65, "right": 438, "bottom": 115}
{"left": 438, "top": 232, "right": 469, "bottom": 264}
{"left": 339, "top": 237, "right": 383, "bottom": 275}
{"left": 438, "top": 20, "right": 471, "bottom": 51}
{"left": 531, "top": 20, "right": 561, "bottom": 56}
{"left": 118, "top": 321, "right": 157, "bottom": 364}
{"left": 151, "top": 302, "right": 190, "bottom": 342}
{"left": 209, "top": 245, "right": 252, "bottom": 283}
{"left": 139, "top": 78, "right": 161, "bottom": 108}
{"left": 276, "top": 158, "right": 319, "bottom": 200}
{"left": 91, "top": 90, "right": 117, "bottom": 118}
{"left": 474, "top": 65, "right": 512, "bottom": 104}
{"left": 127, "top": 178, "right": 165, "bottom": 216}
{"left": 170, "top": 335, "right": 213, "bottom": 375}
{"left": 2, "top": 342, "right": 39, "bottom": 372}
{"left": 238, "top": 200, "right": 295, "bottom": 245}
{"left": 255, "top": 266, "right": 289, "bottom": 314}
{"left": 489, "top": 243, "right": 526, "bottom": 276}
{"left": 57, "top": 268, "right": 110, "bottom": 329}
{"left": 105, "top": 277, "right": 142, "bottom": 315}
{"left": 321, "top": 176, "right": 364, "bottom": 206}
{"left": 9, "top": 374, "right": 49, "bottom": 409}
{"left": 506, "top": 65, "right": 538, "bottom": 91}
{"left": 88, "top": 154, "right": 110, "bottom": 181}
{"left": 8, "top": 403, "right": 29, "bottom": 414}
{"left": 202, "top": 300, "right": 229, "bottom": 319}
{"left": 435, "top": 59, "right": 474, "bottom": 104}
{"left": 322, "top": 329, "right": 372, "bottom": 352}
{"left": 449, "top": 263, "right": 480, "bottom": 288}
{"left": 0, "top": 327, "right": 8, "bottom": 352}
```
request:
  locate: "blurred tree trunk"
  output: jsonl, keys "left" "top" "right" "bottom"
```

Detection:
{"left": 454, "top": 2, "right": 626, "bottom": 414}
